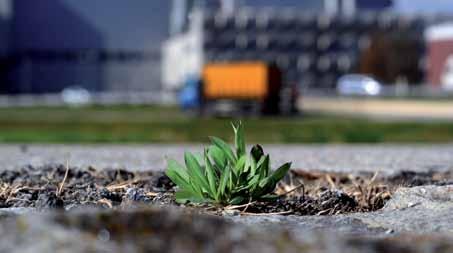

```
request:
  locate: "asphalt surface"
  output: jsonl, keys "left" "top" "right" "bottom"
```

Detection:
{"left": 1, "top": 144, "right": 453, "bottom": 174}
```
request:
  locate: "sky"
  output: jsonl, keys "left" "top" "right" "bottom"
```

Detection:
{"left": 245, "top": 0, "right": 453, "bottom": 14}
{"left": 393, "top": 0, "right": 453, "bottom": 14}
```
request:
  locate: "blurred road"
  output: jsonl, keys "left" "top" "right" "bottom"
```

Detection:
{"left": 1, "top": 144, "right": 453, "bottom": 174}
{"left": 301, "top": 96, "right": 453, "bottom": 120}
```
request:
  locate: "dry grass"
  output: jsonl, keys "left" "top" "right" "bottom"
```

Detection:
{"left": 276, "top": 170, "right": 393, "bottom": 212}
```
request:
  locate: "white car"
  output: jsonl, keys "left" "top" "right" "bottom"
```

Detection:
{"left": 441, "top": 55, "right": 453, "bottom": 91}
{"left": 61, "top": 86, "right": 92, "bottom": 106}
{"left": 336, "top": 74, "right": 382, "bottom": 96}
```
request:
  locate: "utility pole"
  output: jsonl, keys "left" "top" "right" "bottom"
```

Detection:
{"left": 219, "top": 0, "right": 237, "bottom": 16}
{"left": 324, "top": 0, "right": 339, "bottom": 15}
{"left": 324, "top": 0, "right": 357, "bottom": 16}
{"left": 342, "top": 0, "right": 357, "bottom": 16}
{"left": 170, "top": 0, "right": 198, "bottom": 35}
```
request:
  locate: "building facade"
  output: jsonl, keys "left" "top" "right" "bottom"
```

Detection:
{"left": 426, "top": 23, "right": 453, "bottom": 89}
{"left": 162, "top": 2, "right": 432, "bottom": 91}
{"left": 1, "top": 0, "right": 171, "bottom": 94}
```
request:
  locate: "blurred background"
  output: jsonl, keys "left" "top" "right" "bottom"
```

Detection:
{"left": 1, "top": 0, "right": 453, "bottom": 143}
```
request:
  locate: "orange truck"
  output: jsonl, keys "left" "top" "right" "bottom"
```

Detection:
{"left": 198, "top": 61, "right": 295, "bottom": 115}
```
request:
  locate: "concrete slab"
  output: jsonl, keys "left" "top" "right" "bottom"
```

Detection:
{"left": 1, "top": 144, "right": 453, "bottom": 174}
{"left": 1, "top": 144, "right": 453, "bottom": 252}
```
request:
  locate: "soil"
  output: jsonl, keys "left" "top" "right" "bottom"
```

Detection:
{"left": 0, "top": 164, "right": 175, "bottom": 210}
{"left": 1, "top": 164, "right": 452, "bottom": 215}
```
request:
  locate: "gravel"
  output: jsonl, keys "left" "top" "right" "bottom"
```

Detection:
{"left": 1, "top": 144, "right": 453, "bottom": 174}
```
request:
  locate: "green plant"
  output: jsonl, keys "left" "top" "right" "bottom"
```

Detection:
{"left": 165, "top": 122, "right": 291, "bottom": 205}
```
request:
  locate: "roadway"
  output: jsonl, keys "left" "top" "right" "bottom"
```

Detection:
{"left": 300, "top": 96, "right": 453, "bottom": 120}
{"left": 1, "top": 144, "right": 453, "bottom": 175}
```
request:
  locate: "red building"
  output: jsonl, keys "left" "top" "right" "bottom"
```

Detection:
{"left": 426, "top": 23, "right": 453, "bottom": 89}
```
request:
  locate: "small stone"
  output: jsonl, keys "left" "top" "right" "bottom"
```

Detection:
{"left": 35, "top": 192, "right": 64, "bottom": 209}
{"left": 407, "top": 202, "right": 419, "bottom": 208}
{"left": 123, "top": 188, "right": 152, "bottom": 203}
{"left": 97, "top": 229, "right": 110, "bottom": 242}
{"left": 223, "top": 209, "right": 240, "bottom": 216}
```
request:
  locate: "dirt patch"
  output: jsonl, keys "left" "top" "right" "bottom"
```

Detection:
{"left": 0, "top": 164, "right": 174, "bottom": 210}
{"left": 386, "top": 170, "right": 453, "bottom": 186}
{"left": 0, "top": 165, "right": 452, "bottom": 215}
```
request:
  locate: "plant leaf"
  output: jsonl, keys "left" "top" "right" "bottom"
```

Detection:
{"left": 210, "top": 136, "right": 237, "bottom": 164}
{"left": 268, "top": 162, "right": 292, "bottom": 185}
{"left": 217, "top": 164, "right": 230, "bottom": 201}
{"left": 258, "top": 177, "right": 271, "bottom": 189}
{"left": 165, "top": 159, "right": 195, "bottom": 194}
{"left": 258, "top": 155, "right": 270, "bottom": 179}
{"left": 234, "top": 155, "right": 247, "bottom": 176}
{"left": 175, "top": 189, "right": 204, "bottom": 204}
{"left": 209, "top": 145, "right": 227, "bottom": 170}
{"left": 228, "top": 164, "right": 236, "bottom": 193}
{"left": 250, "top": 144, "right": 264, "bottom": 161}
{"left": 243, "top": 155, "right": 251, "bottom": 173}
{"left": 250, "top": 156, "right": 258, "bottom": 177}
{"left": 232, "top": 121, "right": 246, "bottom": 158}
{"left": 193, "top": 152, "right": 204, "bottom": 165}
{"left": 250, "top": 156, "right": 268, "bottom": 179}
{"left": 229, "top": 196, "right": 245, "bottom": 205}
{"left": 257, "top": 162, "right": 292, "bottom": 195}
{"left": 204, "top": 149, "right": 218, "bottom": 199}
{"left": 184, "top": 152, "right": 211, "bottom": 194}
{"left": 247, "top": 174, "right": 261, "bottom": 192}
{"left": 166, "top": 159, "right": 189, "bottom": 182}
{"left": 165, "top": 167, "right": 189, "bottom": 189}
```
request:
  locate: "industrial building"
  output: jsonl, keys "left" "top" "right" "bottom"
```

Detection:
{"left": 162, "top": 0, "right": 436, "bottom": 92}
{"left": 0, "top": 0, "right": 451, "bottom": 96}
{"left": 0, "top": 0, "right": 400, "bottom": 95}
{"left": 0, "top": 0, "right": 171, "bottom": 94}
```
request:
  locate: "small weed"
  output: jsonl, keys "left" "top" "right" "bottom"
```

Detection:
{"left": 165, "top": 122, "right": 291, "bottom": 205}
